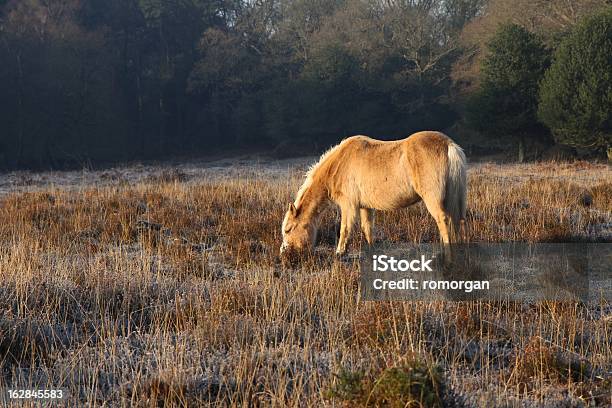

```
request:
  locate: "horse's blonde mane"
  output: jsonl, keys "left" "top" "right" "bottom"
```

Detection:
{"left": 294, "top": 141, "right": 343, "bottom": 207}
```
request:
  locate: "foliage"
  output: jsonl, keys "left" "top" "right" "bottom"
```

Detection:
{"left": 325, "top": 368, "right": 366, "bottom": 402}
{"left": 454, "top": 0, "right": 609, "bottom": 91}
{"left": 466, "top": 24, "right": 550, "bottom": 138}
{"left": 538, "top": 7, "right": 612, "bottom": 150}
{"left": 0, "top": 0, "right": 479, "bottom": 168}
{"left": 326, "top": 361, "right": 443, "bottom": 407}
{"left": 0, "top": 0, "right": 608, "bottom": 168}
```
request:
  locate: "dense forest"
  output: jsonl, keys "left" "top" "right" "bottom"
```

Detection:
{"left": 0, "top": 0, "right": 610, "bottom": 169}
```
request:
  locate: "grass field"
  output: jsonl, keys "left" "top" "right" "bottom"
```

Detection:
{"left": 0, "top": 159, "right": 610, "bottom": 407}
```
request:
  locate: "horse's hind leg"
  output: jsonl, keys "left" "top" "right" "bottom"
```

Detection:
{"left": 360, "top": 208, "right": 374, "bottom": 246}
{"left": 421, "top": 197, "right": 451, "bottom": 245}
{"left": 421, "top": 198, "right": 453, "bottom": 263}
{"left": 337, "top": 204, "right": 358, "bottom": 255}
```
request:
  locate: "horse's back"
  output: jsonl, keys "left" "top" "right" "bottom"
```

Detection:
{"left": 339, "top": 131, "right": 451, "bottom": 153}
{"left": 337, "top": 131, "right": 452, "bottom": 168}
{"left": 402, "top": 131, "right": 452, "bottom": 156}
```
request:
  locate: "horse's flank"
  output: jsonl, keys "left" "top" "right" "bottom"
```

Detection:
{"left": 281, "top": 131, "right": 467, "bottom": 255}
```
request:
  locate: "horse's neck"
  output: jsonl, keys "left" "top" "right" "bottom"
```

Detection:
{"left": 297, "top": 180, "right": 328, "bottom": 224}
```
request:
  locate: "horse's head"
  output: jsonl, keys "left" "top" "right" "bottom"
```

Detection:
{"left": 280, "top": 203, "right": 316, "bottom": 255}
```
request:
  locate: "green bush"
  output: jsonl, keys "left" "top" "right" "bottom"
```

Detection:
{"left": 326, "top": 360, "right": 442, "bottom": 407}
{"left": 466, "top": 24, "right": 550, "bottom": 161}
{"left": 538, "top": 8, "right": 612, "bottom": 151}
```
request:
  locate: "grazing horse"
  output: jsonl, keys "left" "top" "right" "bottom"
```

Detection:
{"left": 280, "top": 131, "right": 467, "bottom": 256}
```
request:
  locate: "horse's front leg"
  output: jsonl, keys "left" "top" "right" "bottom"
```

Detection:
{"left": 360, "top": 208, "right": 374, "bottom": 246}
{"left": 336, "top": 204, "right": 358, "bottom": 255}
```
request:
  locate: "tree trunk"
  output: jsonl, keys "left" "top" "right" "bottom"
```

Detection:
{"left": 518, "top": 137, "right": 525, "bottom": 163}
{"left": 136, "top": 52, "right": 145, "bottom": 156}
{"left": 16, "top": 52, "right": 24, "bottom": 167}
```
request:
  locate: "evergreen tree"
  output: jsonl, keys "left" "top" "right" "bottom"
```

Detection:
{"left": 467, "top": 24, "right": 550, "bottom": 161}
{"left": 538, "top": 8, "right": 612, "bottom": 152}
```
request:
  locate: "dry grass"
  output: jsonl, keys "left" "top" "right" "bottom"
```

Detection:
{"left": 0, "top": 160, "right": 610, "bottom": 407}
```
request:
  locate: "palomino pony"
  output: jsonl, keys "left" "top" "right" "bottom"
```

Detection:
{"left": 280, "top": 131, "right": 467, "bottom": 256}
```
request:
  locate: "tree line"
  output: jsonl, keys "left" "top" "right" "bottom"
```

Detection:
{"left": 0, "top": 0, "right": 609, "bottom": 169}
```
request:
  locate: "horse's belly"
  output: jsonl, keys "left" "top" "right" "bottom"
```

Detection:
{"left": 360, "top": 182, "right": 420, "bottom": 211}
{"left": 393, "top": 193, "right": 422, "bottom": 208}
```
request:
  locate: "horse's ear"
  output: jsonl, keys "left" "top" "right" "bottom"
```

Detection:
{"left": 289, "top": 203, "right": 297, "bottom": 216}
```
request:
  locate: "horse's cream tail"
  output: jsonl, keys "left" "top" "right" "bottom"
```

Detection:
{"left": 445, "top": 143, "right": 467, "bottom": 242}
